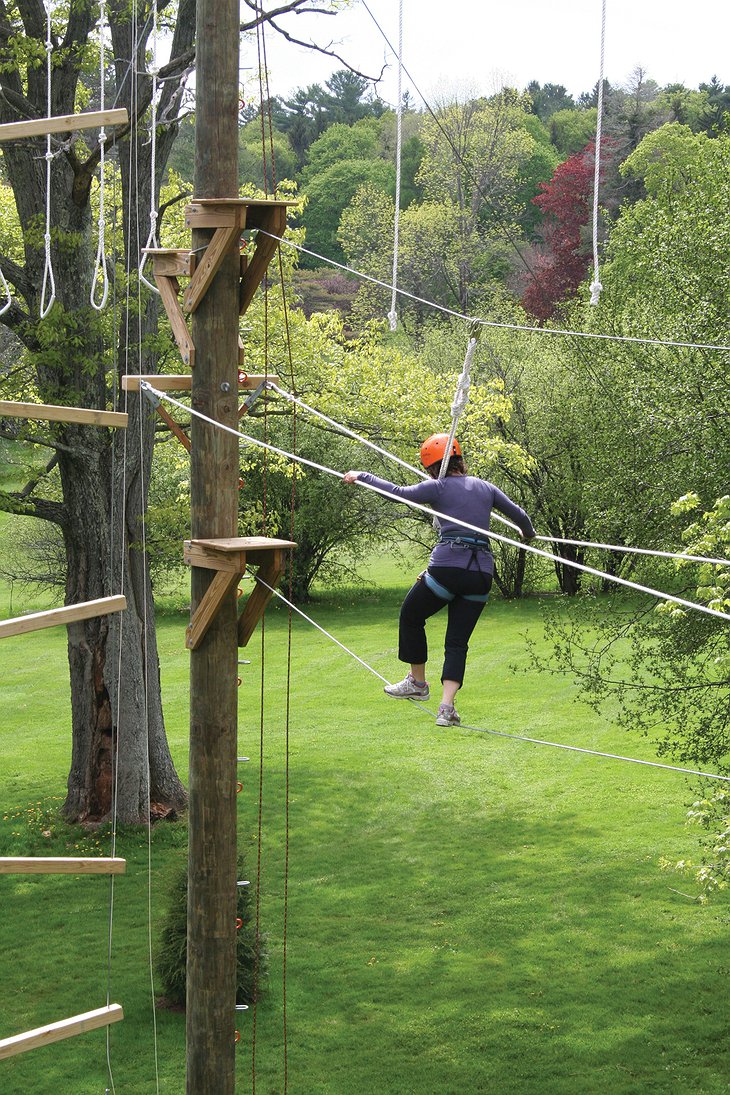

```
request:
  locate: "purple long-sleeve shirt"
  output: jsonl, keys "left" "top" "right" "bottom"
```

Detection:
{"left": 357, "top": 472, "right": 535, "bottom": 575}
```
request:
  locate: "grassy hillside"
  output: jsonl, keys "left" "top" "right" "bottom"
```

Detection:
{"left": 0, "top": 574, "right": 728, "bottom": 1093}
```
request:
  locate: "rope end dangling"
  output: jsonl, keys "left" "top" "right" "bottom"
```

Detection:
{"left": 590, "top": 280, "right": 603, "bottom": 306}
{"left": 387, "top": 309, "right": 397, "bottom": 332}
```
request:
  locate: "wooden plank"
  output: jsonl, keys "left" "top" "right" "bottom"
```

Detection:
{"left": 0, "top": 108, "right": 128, "bottom": 143}
{"left": 239, "top": 205, "right": 288, "bottom": 315}
{"left": 183, "top": 225, "right": 241, "bottom": 314}
{"left": 184, "top": 541, "right": 246, "bottom": 572}
{"left": 155, "top": 274, "right": 195, "bottom": 367}
{"left": 237, "top": 549, "right": 288, "bottom": 647}
{"left": 185, "top": 201, "right": 248, "bottom": 230}
{"left": 0, "top": 857, "right": 126, "bottom": 875}
{"left": 0, "top": 595, "right": 126, "bottom": 639}
{"left": 188, "top": 536, "right": 296, "bottom": 553}
{"left": 122, "top": 374, "right": 277, "bottom": 391}
{"left": 0, "top": 1005, "right": 124, "bottom": 1061}
{"left": 0, "top": 400, "right": 127, "bottom": 428}
{"left": 186, "top": 569, "right": 242, "bottom": 650}
{"left": 148, "top": 249, "right": 197, "bottom": 278}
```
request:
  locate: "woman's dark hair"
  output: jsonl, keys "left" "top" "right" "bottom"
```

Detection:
{"left": 426, "top": 455, "right": 466, "bottom": 478}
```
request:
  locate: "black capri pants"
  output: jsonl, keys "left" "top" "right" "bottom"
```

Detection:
{"left": 398, "top": 565, "right": 492, "bottom": 685}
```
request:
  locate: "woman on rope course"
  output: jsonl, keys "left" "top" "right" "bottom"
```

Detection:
{"left": 343, "top": 433, "right": 536, "bottom": 727}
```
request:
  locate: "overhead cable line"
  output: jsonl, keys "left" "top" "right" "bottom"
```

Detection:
{"left": 138, "top": 381, "right": 730, "bottom": 623}
{"left": 267, "top": 383, "right": 730, "bottom": 568}
{"left": 257, "top": 230, "right": 730, "bottom": 354}
{"left": 248, "top": 573, "right": 730, "bottom": 785}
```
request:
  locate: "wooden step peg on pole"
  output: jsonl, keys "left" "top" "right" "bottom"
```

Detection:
{"left": 0, "top": 1005, "right": 124, "bottom": 1061}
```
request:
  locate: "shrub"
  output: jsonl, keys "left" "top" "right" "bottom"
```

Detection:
{"left": 156, "top": 852, "right": 266, "bottom": 1007}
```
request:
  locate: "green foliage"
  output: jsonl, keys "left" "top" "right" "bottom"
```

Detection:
{"left": 301, "top": 158, "right": 395, "bottom": 264}
{"left": 548, "top": 107, "right": 597, "bottom": 156}
{"left": 155, "top": 852, "right": 266, "bottom": 1008}
{"left": 303, "top": 119, "right": 380, "bottom": 178}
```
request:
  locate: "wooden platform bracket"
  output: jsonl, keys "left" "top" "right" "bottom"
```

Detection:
{"left": 183, "top": 537, "right": 296, "bottom": 650}
{"left": 0, "top": 1005, "right": 124, "bottom": 1061}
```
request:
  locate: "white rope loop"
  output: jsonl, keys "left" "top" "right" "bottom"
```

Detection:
{"left": 138, "top": 0, "right": 160, "bottom": 295}
{"left": 0, "top": 266, "right": 12, "bottom": 315}
{"left": 590, "top": 0, "right": 607, "bottom": 307}
{"left": 40, "top": 1, "right": 57, "bottom": 319}
{"left": 91, "top": 0, "right": 109, "bottom": 310}
{"left": 387, "top": 0, "right": 404, "bottom": 332}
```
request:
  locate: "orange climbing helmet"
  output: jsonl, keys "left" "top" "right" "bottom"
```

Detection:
{"left": 420, "top": 433, "right": 462, "bottom": 469}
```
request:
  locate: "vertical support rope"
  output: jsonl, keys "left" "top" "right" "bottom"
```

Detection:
{"left": 40, "top": 0, "right": 56, "bottom": 318}
{"left": 590, "top": 0, "right": 607, "bottom": 307}
{"left": 387, "top": 0, "right": 403, "bottom": 332}
{"left": 437, "top": 322, "right": 480, "bottom": 480}
{"left": 91, "top": 0, "right": 109, "bottom": 310}
{"left": 138, "top": 0, "right": 160, "bottom": 294}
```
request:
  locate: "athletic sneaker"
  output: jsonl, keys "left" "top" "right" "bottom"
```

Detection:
{"left": 384, "top": 673, "right": 430, "bottom": 700}
{"left": 435, "top": 703, "right": 460, "bottom": 727}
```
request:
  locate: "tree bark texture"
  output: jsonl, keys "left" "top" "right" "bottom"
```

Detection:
{"left": 0, "top": 0, "right": 196, "bottom": 822}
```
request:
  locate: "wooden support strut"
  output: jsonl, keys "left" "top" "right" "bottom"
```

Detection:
{"left": 183, "top": 537, "right": 295, "bottom": 651}
{"left": 0, "top": 857, "right": 126, "bottom": 874}
{"left": 0, "top": 595, "right": 126, "bottom": 640}
{"left": 122, "top": 374, "right": 277, "bottom": 392}
{"left": 0, "top": 400, "right": 127, "bottom": 428}
{"left": 0, "top": 1005, "right": 124, "bottom": 1061}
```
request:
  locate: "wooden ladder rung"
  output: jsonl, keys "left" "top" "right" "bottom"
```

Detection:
{"left": 0, "top": 400, "right": 127, "bottom": 428}
{"left": 122, "top": 374, "right": 278, "bottom": 391}
{"left": 0, "top": 108, "right": 128, "bottom": 143}
{"left": 0, "top": 857, "right": 126, "bottom": 875}
{"left": 0, "top": 1004, "right": 124, "bottom": 1061}
{"left": 0, "top": 595, "right": 126, "bottom": 639}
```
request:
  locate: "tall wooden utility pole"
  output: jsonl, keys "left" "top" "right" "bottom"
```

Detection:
{"left": 187, "top": 0, "right": 240, "bottom": 1088}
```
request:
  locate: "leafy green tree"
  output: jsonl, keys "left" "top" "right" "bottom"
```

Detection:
{"left": 302, "top": 158, "right": 395, "bottom": 264}
{"left": 526, "top": 81, "right": 576, "bottom": 122}
{"left": 549, "top": 107, "right": 598, "bottom": 156}
{"left": 302, "top": 119, "right": 380, "bottom": 177}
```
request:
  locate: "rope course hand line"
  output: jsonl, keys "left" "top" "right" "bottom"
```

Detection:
{"left": 258, "top": 230, "right": 730, "bottom": 354}
{"left": 269, "top": 383, "right": 730, "bottom": 566}
{"left": 250, "top": 573, "right": 730, "bottom": 785}
{"left": 139, "top": 382, "right": 730, "bottom": 624}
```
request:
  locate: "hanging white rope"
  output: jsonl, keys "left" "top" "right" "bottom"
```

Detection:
{"left": 0, "top": 266, "right": 12, "bottom": 316}
{"left": 387, "top": 0, "right": 403, "bottom": 332}
{"left": 138, "top": 0, "right": 160, "bottom": 295}
{"left": 258, "top": 229, "right": 730, "bottom": 353}
{"left": 590, "top": 0, "right": 607, "bottom": 306}
{"left": 91, "top": 0, "right": 109, "bottom": 310}
{"left": 437, "top": 321, "right": 480, "bottom": 480}
{"left": 267, "top": 381, "right": 730, "bottom": 566}
{"left": 40, "top": 0, "right": 57, "bottom": 319}
{"left": 138, "top": 381, "right": 730, "bottom": 624}
{"left": 250, "top": 572, "right": 730, "bottom": 784}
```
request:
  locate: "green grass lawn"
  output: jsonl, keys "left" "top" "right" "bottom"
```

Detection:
{"left": 1, "top": 568, "right": 729, "bottom": 1094}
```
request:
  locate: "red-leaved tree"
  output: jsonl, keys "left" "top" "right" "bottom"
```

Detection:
{"left": 522, "top": 142, "right": 598, "bottom": 320}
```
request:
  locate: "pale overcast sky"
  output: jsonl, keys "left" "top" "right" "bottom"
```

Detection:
{"left": 244, "top": 0, "right": 730, "bottom": 107}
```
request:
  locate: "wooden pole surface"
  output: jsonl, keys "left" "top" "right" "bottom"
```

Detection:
{"left": 186, "top": 0, "right": 241, "bottom": 1088}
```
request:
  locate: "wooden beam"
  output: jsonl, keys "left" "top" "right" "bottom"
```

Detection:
{"left": 156, "top": 404, "right": 192, "bottom": 453}
{"left": 0, "top": 108, "right": 128, "bottom": 143}
{"left": 155, "top": 274, "right": 195, "bottom": 368}
{"left": 0, "top": 857, "right": 126, "bottom": 875}
{"left": 183, "top": 224, "right": 241, "bottom": 314}
{"left": 237, "top": 548, "right": 289, "bottom": 647}
{"left": 185, "top": 568, "right": 242, "bottom": 650}
{"left": 0, "top": 595, "right": 126, "bottom": 640}
{"left": 0, "top": 400, "right": 127, "bottom": 428}
{"left": 145, "top": 248, "right": 197, "bottom": 278}
{"left": 0, "top": 1005, "right": 124, "bottom": 1061}
{"left": 239, "top": 205, "right": 288, "bottom": 315}
{"left": 185, "top": 200, "right": 249, "bottom": 230}
{"left": 122, "top": 374, "right": 277, "bottom": 392}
